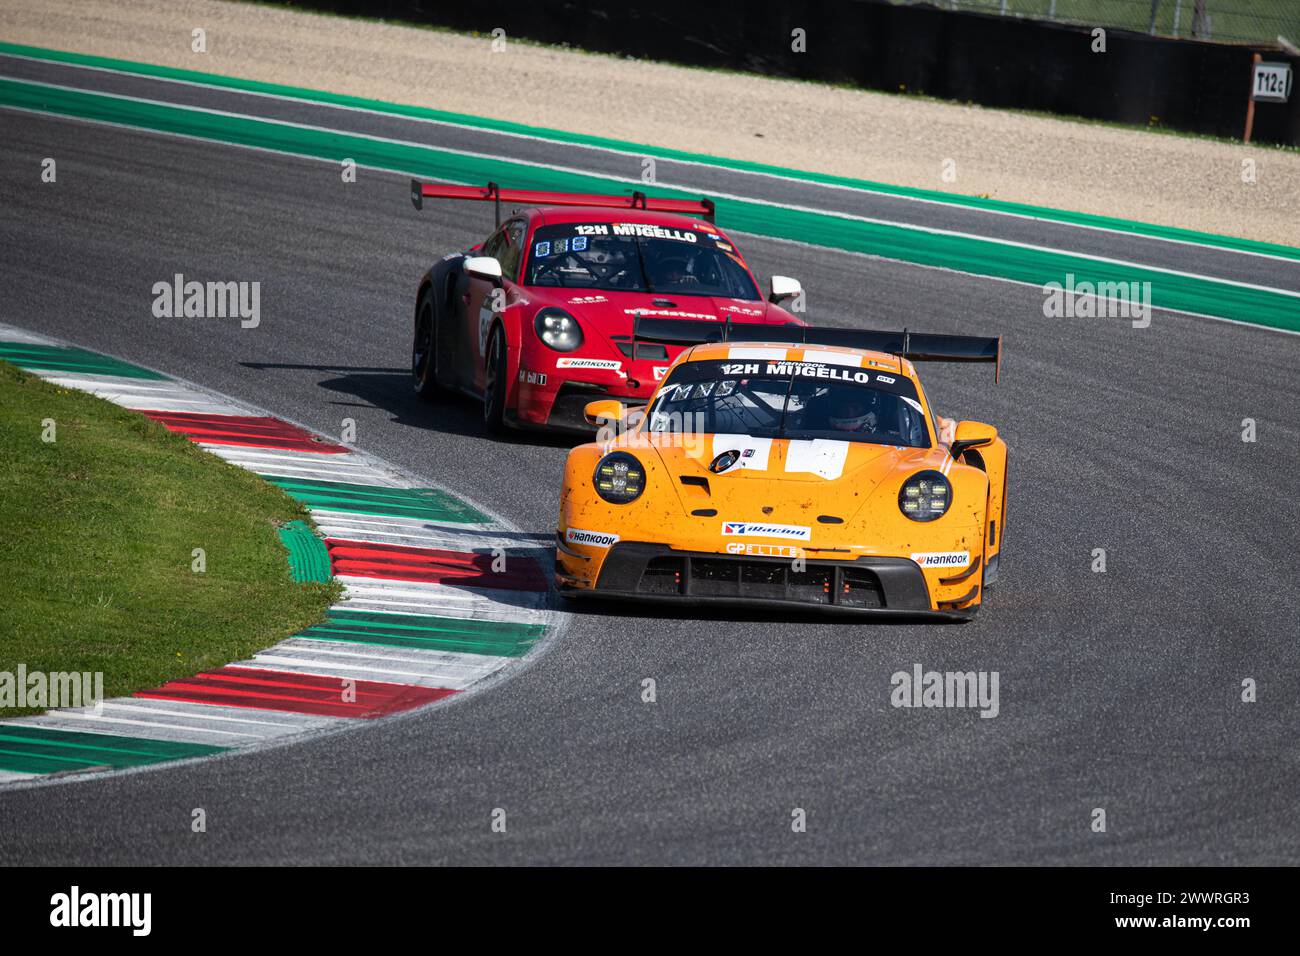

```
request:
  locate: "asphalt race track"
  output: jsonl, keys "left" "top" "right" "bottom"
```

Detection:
{"left": 1, "top": 62, "right": 1299, "bottom": 864}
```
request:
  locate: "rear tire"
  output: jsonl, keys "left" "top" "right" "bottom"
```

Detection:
{"left": 412, "top": 289, "right": 443, "bottom": 400}
{"left": 482, "top": 327, "right": 509, "bottom": 434}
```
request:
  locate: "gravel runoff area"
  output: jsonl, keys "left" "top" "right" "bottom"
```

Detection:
{"left": 1, "top": 0, "right": 1297, "bottom": 246}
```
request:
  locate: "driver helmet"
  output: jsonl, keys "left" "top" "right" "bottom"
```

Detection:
{"left": 650, "top": 253, "right": 695, "bottom": 286}
{"left": 828, "top": 398, "right": 878, "bottom": 433}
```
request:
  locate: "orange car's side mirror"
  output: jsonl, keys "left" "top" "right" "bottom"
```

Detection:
{"left": 950, "top": 420, "right": 998, "bottom": 458}
{"left": 584, "top": 399, "right": 627, "bottom": 427}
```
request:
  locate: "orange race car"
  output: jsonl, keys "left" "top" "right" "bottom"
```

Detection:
{"left": 555, "top": 319, "right": 1007, "bottom": 619}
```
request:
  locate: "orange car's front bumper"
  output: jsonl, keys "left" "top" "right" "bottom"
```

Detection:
{"left": 555, "top": 539, "right": 981, "bottom": 620}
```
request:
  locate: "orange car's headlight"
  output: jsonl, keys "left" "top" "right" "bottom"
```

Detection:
{"left": 898, "top": 470, "right": 951, "bottom": 522}
{"left": 593, "top": 452, "right": 645, "bottom": 504}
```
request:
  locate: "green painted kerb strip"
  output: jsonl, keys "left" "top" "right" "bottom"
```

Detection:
{"left": 278, "top": 519, "right": 332, "bottom": 583}
{"left": 261, "top": 475, "right": 489, "bottom": 524}
{"left": 0, "top": 341, "right": 168, "bottom": 380}
{"left": 2, "top": 76, "right": 1297, "bottom": 332}
{"left": 301, "top": 609, "right": 543, "bottom": 657}
{"left": 2, "top": 40, "right": 1297, "bottom": 263}
{"left": 0, "top": 724, "right": 225, "bottom": 776}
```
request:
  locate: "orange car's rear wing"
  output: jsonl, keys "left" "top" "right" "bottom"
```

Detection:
{"left": 411, "top": 180, "right": 716, "bottom": 227}
{"left": 632, "top": 317, "right": 1002, "bottom": 383}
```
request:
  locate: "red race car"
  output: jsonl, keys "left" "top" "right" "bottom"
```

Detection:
{"left": 409, "top": 181, "right": 806, "bottom": 434}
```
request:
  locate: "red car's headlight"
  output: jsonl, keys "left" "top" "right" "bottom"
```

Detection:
{"left": 534, "top": 308, "right": 583, "bottom": 352}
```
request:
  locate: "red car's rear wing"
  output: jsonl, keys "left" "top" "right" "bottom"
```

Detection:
{"left": 410, "top": 180, "right": 716, "bottom": 226}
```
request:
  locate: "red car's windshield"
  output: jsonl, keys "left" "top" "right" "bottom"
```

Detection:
{"left": 525, "top": 223, "right": 760, "bottom": 300}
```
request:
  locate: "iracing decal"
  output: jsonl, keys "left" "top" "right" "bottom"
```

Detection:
{"left": 567, "top": 528, "right": 619, "bottom": 548}
{"left": 722, "top": 522, "right": 811, "bottom": 541}
{"left": 910, "top": 551, "right": 970, "bottom": 569}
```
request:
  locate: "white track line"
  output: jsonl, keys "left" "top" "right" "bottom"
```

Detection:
{"left": 0, "top": 326, "right": 56, "bottom": 345}
{"left": 5, "top": 49, "right": 1296, "bottom": 265}
{"left": 7, "top": 77, "right": 1298, "bottom": 300}
{"left": 5, "top": 96, "right": 1296, "bottom": 343}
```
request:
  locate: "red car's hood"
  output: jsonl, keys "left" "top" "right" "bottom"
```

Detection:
{"left": 523, "top": 288, "right": 799, "bottom": 334}
{"left": 517, "top": 288, "right": 802, "bottom": 395}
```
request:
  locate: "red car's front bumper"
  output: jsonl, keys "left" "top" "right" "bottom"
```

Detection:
{"left": 512, "top": 350, "right": 675, "bottom": 433}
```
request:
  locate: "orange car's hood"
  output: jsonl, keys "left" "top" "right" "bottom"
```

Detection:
{"left": 641, "top": 432, "right": 937, "bottom": 520}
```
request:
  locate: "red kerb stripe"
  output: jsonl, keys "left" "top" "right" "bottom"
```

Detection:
{"left": 138, "top": 410, "right": 348, "bottom": 453}
{"left": 325, "top": 539, "right": 548, "bottom": 591}
{"left": 135, "top": 666, "right": 453, "bottom": 718}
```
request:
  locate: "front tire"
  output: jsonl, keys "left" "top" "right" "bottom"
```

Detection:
{"left": 412, "top": 289, "right": 442, "bottom": 400}
{"left": 482, "top": 327, "right": 509, "bottom": 434}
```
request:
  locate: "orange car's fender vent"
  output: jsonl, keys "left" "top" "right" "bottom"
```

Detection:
{"left": 817, "top": 515, "right": 844, "bottom": 524}
{"left": 691, "top": 508, "right": 717, "bottom": 517}
{"left": 678, "top": 474, "right": 711, "bottom": 503}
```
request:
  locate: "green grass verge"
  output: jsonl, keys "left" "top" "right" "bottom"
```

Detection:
{"left": 0, "top": 361, "right": 340, "bottom": 717}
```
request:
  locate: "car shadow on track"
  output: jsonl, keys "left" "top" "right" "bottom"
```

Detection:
{"left": 557, "top": 595, "right": 966, "bottom": 627}
{"left": 239, "top": 362, "right": 579, "bottom": 450}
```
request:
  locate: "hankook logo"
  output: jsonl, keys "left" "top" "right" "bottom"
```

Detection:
{"left": 566, "top": 528, "right": 619, "bottom": 548}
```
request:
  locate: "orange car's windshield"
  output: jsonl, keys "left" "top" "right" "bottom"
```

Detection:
{"left": 646, "top": 359, "right": 931, "bottom": 448}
